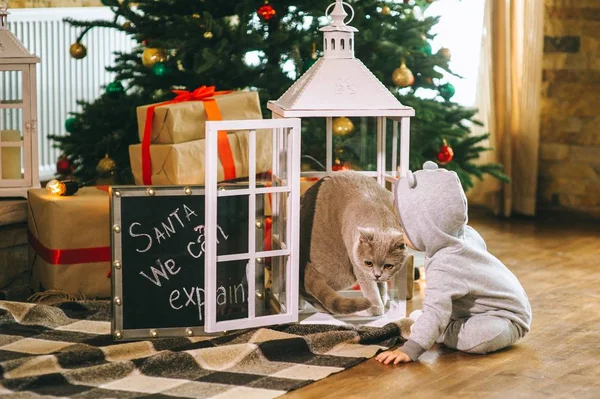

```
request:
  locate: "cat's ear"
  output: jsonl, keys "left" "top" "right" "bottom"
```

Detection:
{"left": 391, "top": 229, "right": 406, "bottom": 249}
{"left": 358, "top": 227, "right": 375, "bottom": 243}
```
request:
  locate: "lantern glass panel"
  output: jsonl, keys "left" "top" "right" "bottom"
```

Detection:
{"left": 269, "top": 191, "right": 288, "bottom": 251}
{"left": 255, "top": 193, "right": 270, "bottom": 252}
{"left": 258, "top": 256, "right": 288, "bottom": 317}
{"left": 212, "top": 194, "right": 251, "bottom": 257}
{"left": 261, "top": 127, "right": 289, "bottom": 187}
{"left": 215, "top": 260, "right": 250, "bottom": 322}
{"left": 0, "top": 70, "right": 23, "bottom": 104}
{"left": 0, "top": 107, "right": 24, "bottom": 180}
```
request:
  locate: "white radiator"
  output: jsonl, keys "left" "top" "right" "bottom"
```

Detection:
{"left": 6, "top": 7, "right": 135, "bottom": 179}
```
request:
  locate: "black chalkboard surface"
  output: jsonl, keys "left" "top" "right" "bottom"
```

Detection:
{"left": 111, "top": 186, "right": 263, "bottom": 340}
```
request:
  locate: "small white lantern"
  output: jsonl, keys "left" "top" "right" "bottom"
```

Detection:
{"left": 268, "top": 0, "right": 415, "bottom": 324}
{"left": 0, "top": 1, "right": 40, "bottom": 198}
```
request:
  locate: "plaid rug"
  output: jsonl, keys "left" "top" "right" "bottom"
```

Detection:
{"left": 0, "top": 300, "right": 409, "bottom": 398}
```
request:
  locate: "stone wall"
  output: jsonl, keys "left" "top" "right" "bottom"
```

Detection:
{"left": 9, "top": 0, "right": 101, "bottom": 7}
{"left": 539, "top": 0, "right": 600, "bottom": 217}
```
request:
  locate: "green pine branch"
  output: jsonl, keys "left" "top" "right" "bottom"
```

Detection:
{"left": 54, "top": 0, "right": 508, "bottom": 189}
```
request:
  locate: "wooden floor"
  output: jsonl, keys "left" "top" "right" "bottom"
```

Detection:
{"left": 284, "top": 208, "right": 600, "bottom": 399}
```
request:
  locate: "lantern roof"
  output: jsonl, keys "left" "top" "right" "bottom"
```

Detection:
{"left": 0, "top": 2, "right": 40, "bottom": 64}
{"left": 268, "top": 0, "right": 414, "bottom": 118}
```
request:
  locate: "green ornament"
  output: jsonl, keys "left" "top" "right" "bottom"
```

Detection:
{"left": 420, "top": 40, "right": 432, "bottom": 55}
{"left": 106, "top": 81, "right": 125, "bottom": 99}
{"left": 439, "top": 83, "right": 456, "bottom": 101}
{"left": 152, "top": 62, "right": 170, "bottom": 77}
{"left": 65, "top": 117, "right": 78, "bottom": 133}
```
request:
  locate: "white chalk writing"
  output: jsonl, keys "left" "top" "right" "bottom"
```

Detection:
{"left": 128, "top": 205, "right": 200, "bottom": 252}
{"left": 187, "top": 225, "right": 229, "bottom": 259}
{"left": 139, "top": 258, "right": 179, "bottom": 287}
{"left": 169, "top": 283, "right": 246, "bottom": 321}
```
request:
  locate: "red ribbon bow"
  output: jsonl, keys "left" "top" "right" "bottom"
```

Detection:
{"left": 170, "top": 86, "right": 226, "bottom": 103}
{"left": 142, "top": 85, "right": 236, "bottom": 185}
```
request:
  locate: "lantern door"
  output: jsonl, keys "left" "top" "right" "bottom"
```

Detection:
{"left": 0, "top": 64, "right": 35, "bottom": 194}
{"left": 202, "top": 118, "right": 301, "bottom": 333}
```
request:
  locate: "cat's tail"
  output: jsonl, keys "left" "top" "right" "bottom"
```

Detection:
{"left": 304, "top": 264, "right": 372, "bottom": 315}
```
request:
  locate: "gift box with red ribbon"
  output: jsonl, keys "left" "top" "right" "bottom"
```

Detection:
{"left": 133, "top": 86, "right": 271, "bottom": 186}
{"left": 27, "top": 187, "right": 111, "bottom": 298}
{"left": 136, "top": 88, "right": 262, "bottom": 144}
{"left": 129, "top": 129, "right": 273, "bottom": 186}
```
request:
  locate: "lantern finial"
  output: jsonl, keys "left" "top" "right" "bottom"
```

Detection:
{"left": 0, "top": 1, "right": 8, "bottom": 30}
{"left": 326, "top": 1, "right": 354, "bottom": 27}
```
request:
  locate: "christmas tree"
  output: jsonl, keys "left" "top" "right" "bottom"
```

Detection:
{"left": 51, "top": 0, "right": 508, "bottom": 190}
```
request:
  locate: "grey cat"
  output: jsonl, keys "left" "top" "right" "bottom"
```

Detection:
{"left": 300, "top": 172, "right": 408, "bottom": 316}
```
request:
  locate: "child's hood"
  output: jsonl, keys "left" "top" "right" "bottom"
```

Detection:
{"left": 394, "top": 161, "right": 468, "bottom": 256}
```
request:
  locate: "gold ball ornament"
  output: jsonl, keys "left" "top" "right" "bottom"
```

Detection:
{"left": 392, "top": 63, "right": 415, "bottom": 87}
{"left": 96, "top": 154, "right": 117, "bottom": 175}
{"left": 301, "top": 163, "right": 313, "bottom": 172}
{"left": 437, "top": 47, "right": 452, "bottom": 61}
{"left": 69, "top": 42, "right": 87, "bottom": 59}
{"left": 332, "top": 117, "right": 355, "bottom": 136}
{"left": 122, "top": 21, "right": 132, "bottom": 30}
{"left": 152, "top": 88, "right": 169, "bottom": 101}
{"left": 203, "top": 31, "right": 213, "bottom": 39}
{"left": 381, "top": 5, "right": 391, "bottom": 15}
{"left": 142, "top": 48, "right": 168, "bottom": 68}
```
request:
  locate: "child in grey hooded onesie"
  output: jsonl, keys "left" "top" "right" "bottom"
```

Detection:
{"left": 377, "top": 161, "right": 532, "bottom": 364}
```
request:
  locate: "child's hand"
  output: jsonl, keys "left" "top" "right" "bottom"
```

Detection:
{"left": 376, "top": 349, "right": 413, "bottom": 365}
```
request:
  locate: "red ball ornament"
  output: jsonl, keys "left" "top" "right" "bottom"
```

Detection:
{"left": 257, "top": 2, "right": 276, "bottom": 21}
{"left": 332, "top": 158, "right": 352, "bottom": 171}
{"left": 56, "top": 155, "right": 74, "bottom": 175}
{"left": 436, "top": 139, "right": 454, "bottom": 164}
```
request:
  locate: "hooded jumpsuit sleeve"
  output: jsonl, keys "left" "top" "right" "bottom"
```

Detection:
{"left": 400, "top": 267, "right": 469, "bottom": 360}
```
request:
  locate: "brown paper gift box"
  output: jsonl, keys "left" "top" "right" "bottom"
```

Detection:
{"left": 27, "top": 187, "right": 111, "bottom": 298}
{"left": 129, "top": 129, "right": 273, "bottom": 186}
{"left": 136, "top": 91, "right": 263, "bottom": 144}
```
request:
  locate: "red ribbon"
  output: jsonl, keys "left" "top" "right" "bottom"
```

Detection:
{"left": 264, "top": 217, "right": 272, "bottom": 252}
{"left": 142, "top": 86, "right": 237, "bottom": 185}
{"left": 28, "top": 230, "right": 110, "bottom": 265}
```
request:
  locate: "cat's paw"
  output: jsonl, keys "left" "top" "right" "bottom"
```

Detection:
{"left": 368, "top": 304, "right": 385, "bottom": 316}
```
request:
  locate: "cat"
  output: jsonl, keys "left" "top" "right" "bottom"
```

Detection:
{"left": 300, "top": 171, "right": 408, "bottom": 316}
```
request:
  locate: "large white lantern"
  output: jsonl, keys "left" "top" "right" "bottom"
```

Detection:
{"left": 0, "top": 1, "right": 40, "bottom": 198}
{"left": 268, "top": 0, "right": 415, "bottom": 325}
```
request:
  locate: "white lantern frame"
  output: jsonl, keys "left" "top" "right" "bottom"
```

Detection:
{"left": 267, "top": 0, "right": 415, "bottom": 324}
{"left": 203, "top": 118, "right": 301, "bottom": 333}
{"left": 0, "top": 2, "right": 40, "bottom": 198}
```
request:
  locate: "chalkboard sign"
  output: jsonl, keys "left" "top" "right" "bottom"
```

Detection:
{"left": 110, "top": 185, "right": 264, "bottom": 341}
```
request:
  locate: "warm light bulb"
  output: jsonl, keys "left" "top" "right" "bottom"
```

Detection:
{"left": 46, "top": 179, "right": 66, "bottom": 196}
{"left": 46, "top": 179, "right": 79, "bottom": 196}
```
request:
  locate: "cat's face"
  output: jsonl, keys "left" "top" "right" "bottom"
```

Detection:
{"left": 354, "top": 227, "right": 407, "bottom": 281}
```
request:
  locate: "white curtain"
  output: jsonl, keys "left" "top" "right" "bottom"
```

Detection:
{"left": 467, "top": 0, "right": 545, "bottom": 217}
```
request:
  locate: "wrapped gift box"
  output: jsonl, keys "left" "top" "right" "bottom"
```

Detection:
{"left": 129, "top": 129, "right": 273, "bottom": 186}
{"left": 137, "top": 91, "right": 262, "bottom": 144}
{"left": 27, "top": 187, "right": 111, "bottom": 298}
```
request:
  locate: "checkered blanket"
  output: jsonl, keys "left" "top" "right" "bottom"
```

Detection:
{"left": 0, "top": 300, "right": 408, "bottom": 398}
